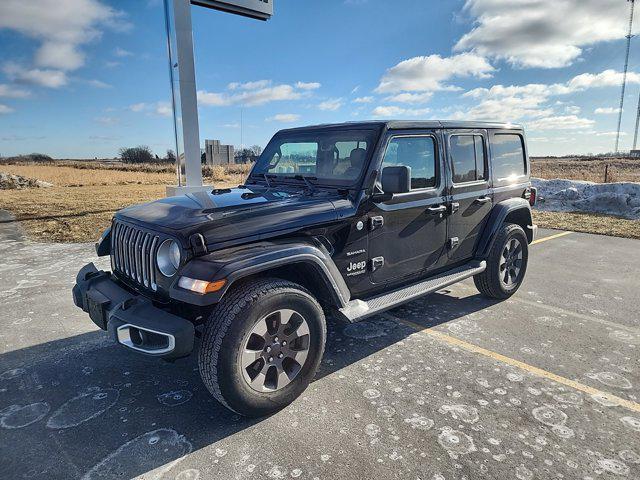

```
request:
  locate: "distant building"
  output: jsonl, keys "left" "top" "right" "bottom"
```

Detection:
{"left": 205, "top": 139, "right": 234, "bottom": 165}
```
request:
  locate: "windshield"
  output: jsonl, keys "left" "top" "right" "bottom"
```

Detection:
{"left": 250, "top": 129, "right": 379, "bottom": 186}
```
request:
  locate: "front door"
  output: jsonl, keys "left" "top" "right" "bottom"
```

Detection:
{"left": 368, "top": 131, "right": 448, "bottom": 285}
{"left": 445, "top": 130, "right": 493, "bottom": 262}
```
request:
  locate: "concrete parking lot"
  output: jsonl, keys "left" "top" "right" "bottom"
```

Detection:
{"left": 1, "top": 213, "right": 639, "bottom": 480}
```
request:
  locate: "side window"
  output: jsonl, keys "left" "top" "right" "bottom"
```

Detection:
{"left": 450, "top": 134, "right": 486, "bottom": 183}
{"left": 382, "top": 136, "right": 437, "bottom": 189}
{"left": 491, "top": 134, "right": 526, "bottom": 180}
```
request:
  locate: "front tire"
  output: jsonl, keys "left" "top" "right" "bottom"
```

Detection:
{"left": 198, "top": 278, "right": 326, "bottom": 417}
{"left": 474, "top": 223, "right": 529, "bottom": 299}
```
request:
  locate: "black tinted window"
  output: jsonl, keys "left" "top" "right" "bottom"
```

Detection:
{"left": 253, "top": 129, "right": 377, "bottom": 185}
{"left": 450, "top": 135, "right": 485, "bottom": 183}
{"left": 382, "top": 136, "right": 436, "bottom": 189}
{"left": 492, "top": 134, "right": 526, "bottom": 180}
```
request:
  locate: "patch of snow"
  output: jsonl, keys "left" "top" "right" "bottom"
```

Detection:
{"left": 532, "top": 178, "right": 640, "bottom": 219}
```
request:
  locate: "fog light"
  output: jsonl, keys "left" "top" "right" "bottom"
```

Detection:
{"left": 178, "top": 276, "right": 226, "bottom": 294}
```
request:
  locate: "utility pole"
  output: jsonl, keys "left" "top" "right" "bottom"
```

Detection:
{"left": 615, "top": 0, "right": 636, "bottom": 153}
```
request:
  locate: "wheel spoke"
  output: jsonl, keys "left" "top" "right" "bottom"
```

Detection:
{"left": 241, "top": 348, "right": 262, "bottom": 369}
{"left": 251, "top": 318, "right": 269, "bottom": 338}
{"left": 276, "top": 369, "right": 292, "bottom": 389}
{"left": 292, "top": 348, "right": 309, "bottom": 367}
{"left": 265, "top": 311, "right": 281, "bottom": 335}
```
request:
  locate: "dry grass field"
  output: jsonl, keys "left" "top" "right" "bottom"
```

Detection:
{"left": 0, "top": 161, "right": 243, "bottom": 242}
{"left": 530, "top": 156, "right": 640, "bottom": 183}
{"left": 0, "top": 158, "right": 638, "bottom": 243}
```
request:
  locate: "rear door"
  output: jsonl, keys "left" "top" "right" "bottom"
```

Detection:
{"left": 445, "top": 129, "right": 493, "bottom": 262}
{"left": 367, "top": 130, "right": 449, "bottom": 284}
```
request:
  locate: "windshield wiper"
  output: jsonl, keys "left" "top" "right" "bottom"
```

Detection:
{"left": 261, "top": 173, "right": 273, "bottom": 188}
{"left": 285, "top": 175, "right": 317, "bottom": 193}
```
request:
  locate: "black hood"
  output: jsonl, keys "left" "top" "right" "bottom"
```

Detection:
{"left": 116, "top": 186, "right": 343, "bottom": 246}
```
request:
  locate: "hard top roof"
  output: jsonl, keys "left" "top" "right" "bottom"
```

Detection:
{"left": 277, "top": 120, "right": 523, "bottom": 133}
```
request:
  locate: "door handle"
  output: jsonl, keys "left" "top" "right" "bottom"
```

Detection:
{"left": 474, "top": 196, "right": 491, "bottom": 204}
{"left": 427, "top": 205, "right": 447, "bottom": 215}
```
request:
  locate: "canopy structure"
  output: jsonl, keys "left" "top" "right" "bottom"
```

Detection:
{"left": 163, "top": 0, "right": 273, "bottom": 196}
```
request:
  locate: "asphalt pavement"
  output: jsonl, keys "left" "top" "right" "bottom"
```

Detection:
{"left": 1, "top": 212, "right": 639, "bottom": 480}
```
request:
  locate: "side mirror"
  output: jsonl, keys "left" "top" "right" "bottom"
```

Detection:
{"left": 381, "top": 166, "right": 411, "bottom": 194}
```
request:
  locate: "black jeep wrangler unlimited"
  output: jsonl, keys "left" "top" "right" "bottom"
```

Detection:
{"left": 73, "top": 121, "right": 537, "bottom": 416}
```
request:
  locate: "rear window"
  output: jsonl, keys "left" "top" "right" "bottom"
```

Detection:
{"left": 491, "top": 134, "right": 526, "bottom": 180}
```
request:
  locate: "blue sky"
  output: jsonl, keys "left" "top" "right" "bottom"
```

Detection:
{"left": 2, "top": 0, "right": 640, "bottom": 158}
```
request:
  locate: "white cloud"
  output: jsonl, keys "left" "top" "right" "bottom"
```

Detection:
{"left": 114, "top": 47, "right": 133, "bottom": 57}
{"left": 353, "top": 96, "right": 374, "bottom": 104}
{"left": 525, "top": 115, "right": 596, "bottom": 131}
{"left": 372, "top": 106, "right": 430, "bottom": 117}
{"left": 455, "top": 0, "right": 636, "bottom": 69}
{"left": 128, "top": 102, "right": 147, "bottom": 112}
{"left": 567, "top": 70, "right": 640, "bottom": 90}
{"left": 94, "top": 115, "right": 118, "bottom": 125}
{"left": 295, "top": 81, "right": 321, "bottom": 90}
{"left": 376, "top": 52, "right": 494, "bottom": 93}
{"left": 596, "top": 131, "right": 627, "bottom": 137}
{"left": 155, "top": 102, "right": 172, "bottom": 117}
{"left": 127, "top": 101, "right": 172, "bottom": 117}
{"left": 0, "top": 84, "right": 30, "bottom": 98}
{"left": 318, "top": 98, "right": 344, "bottom": 111}
{"left": 3, "top": 63, "right": 68, "bottom": 88}
{"left": 87, "top": 79, "right": 111, "bottom": 88}
{"left": 199, "top": 81, "right": 313, "bottom": 107}
{"left": 384, "top": 92, "right": 433, "bottom": 104}
{"left": 0, "top": 104, "right": 14, "bottom": 114}
{"left": 594, "top": 107, "right": 621, "bottom": 114}
{"left": 0, "top": 0, "right": 130, "bottom": 71}
{"left": 459, "top": 69, "right": 640, "bottom": 122}
{"left": 228, "top": 80, "right": 271, "bottom": 91}
{"left": 267, "top": 113, "right": 301, "bottom": 123}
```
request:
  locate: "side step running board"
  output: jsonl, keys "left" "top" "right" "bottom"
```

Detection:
{"left": 337, "top": 260, "right": 486, "bottom": 323}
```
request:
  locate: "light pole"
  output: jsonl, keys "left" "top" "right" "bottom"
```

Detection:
{"left": 163, "top": 0, "right": 273, "bottom": 196}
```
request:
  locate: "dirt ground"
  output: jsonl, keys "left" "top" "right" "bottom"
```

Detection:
{"left": 1, "top": 161, "right": 638, "bottom": 242}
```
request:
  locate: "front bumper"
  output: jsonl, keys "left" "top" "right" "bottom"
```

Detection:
{"left": 72, "top": 263, "right": 194, "bottom": 359}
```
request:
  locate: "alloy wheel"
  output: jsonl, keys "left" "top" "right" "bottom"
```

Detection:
{"left": 500, "top": 238, "right": 523, "bottom": 287}
{"left": 241, "top": 309, "right": 311, "bottom": 392}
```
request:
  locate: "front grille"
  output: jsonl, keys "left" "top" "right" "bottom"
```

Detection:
{"left": 111, "top": 221, "right": 160, "bottom": 291}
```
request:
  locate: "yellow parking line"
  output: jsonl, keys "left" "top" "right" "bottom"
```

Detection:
{"left": 531, "top": 231, "right": 572, "bottom": 245}
{"left": 384, "top": 313, "right": 640, "bottom": 413}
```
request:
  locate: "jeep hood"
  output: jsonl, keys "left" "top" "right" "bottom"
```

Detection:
{"left": 116, "top": 187, "right": 342, "bottom": 245}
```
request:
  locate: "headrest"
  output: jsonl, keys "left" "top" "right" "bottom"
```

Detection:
{"left": 349, "top": 148, "right": 367, "bottom": 167}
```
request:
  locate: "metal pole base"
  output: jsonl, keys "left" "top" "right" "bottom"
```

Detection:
{"left": 166, "top": 185, "right": 213, "bottom": 196}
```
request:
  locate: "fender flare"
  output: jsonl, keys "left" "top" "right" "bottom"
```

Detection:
{"left": 169, "top": 240, "right": 351, "bottom": 308}
{"left": 475, "top": 198, "right": 533, "bottom": 259}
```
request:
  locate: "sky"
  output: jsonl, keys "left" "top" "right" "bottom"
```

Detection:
{"left": 2, "top": 0, "right": 640, "bottom": 158}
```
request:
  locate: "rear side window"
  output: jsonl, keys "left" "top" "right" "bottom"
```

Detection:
{"left": 491, "top": 134, "right": 526, "bottom": 180}
{"left": 450, "top": 135, "right": 485, "bottom": 183}
{"left": 382, "top": 136, "right": 437, "bottom": 189}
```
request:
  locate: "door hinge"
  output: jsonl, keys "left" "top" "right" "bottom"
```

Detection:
{"left": 369, "top": 216, "right": 384, "bottom": 230}
{"left": 371, "top": 256, "right": 385, "bottom": 271}
{"left": 448, "top": 237, "right": 459, "bottom": 250}
{"left": 450, "top": 202, "right": 460, "bottom": 214}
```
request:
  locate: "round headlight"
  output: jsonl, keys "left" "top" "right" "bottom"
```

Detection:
{"left": 157, "top": 239, "right": 181, "bottom": 277}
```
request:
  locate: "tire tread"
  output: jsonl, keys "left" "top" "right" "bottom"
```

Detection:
{"left": 198, "top": 277, "right": 324, "bottom": 414}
